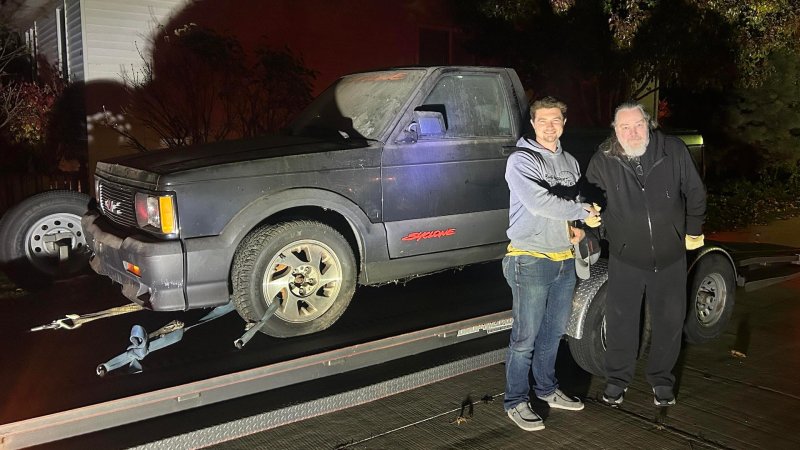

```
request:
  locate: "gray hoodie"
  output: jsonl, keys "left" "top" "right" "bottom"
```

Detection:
{"left": 506, "top": 136, "right": 590, "bottom": 253}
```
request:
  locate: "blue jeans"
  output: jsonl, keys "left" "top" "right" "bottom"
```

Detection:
{"left": 502, "top": 255, "right": 576, "bottom": 410}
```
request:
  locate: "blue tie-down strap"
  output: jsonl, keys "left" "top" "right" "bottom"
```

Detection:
{"left": 96, "top": 323, "right": 185, "bottom": 376}
{"left": 96, "top": 302, "right": 235, "bottom": 377}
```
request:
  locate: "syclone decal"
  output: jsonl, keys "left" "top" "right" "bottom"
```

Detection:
{"left": 401, "top": 228, "right": 456, "bottom": 242}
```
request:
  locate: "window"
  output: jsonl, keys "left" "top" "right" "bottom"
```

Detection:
{"left": 422, "top": 74, "right": 511, "bottom": 138}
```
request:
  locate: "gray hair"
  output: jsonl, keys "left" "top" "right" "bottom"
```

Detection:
{"left": 611, "top": 101, "right": 656, "bottom": 129}
{"left": 601, "top": 101, "right": 656, "bottom": 156}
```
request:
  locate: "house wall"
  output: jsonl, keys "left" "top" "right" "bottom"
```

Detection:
{"left": 33, "top": 8, "right": 60, "bottom": 73}
{"left": 80, "top": 0, "right": 190, "bottom": 82}
{"left": 79, "top": 0, "right": 191, "bottom": 174}
{"left": 63, "top": 0, "right": 84, "bottom": 82}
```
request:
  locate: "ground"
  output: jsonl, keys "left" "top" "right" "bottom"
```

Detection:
{"left": 0, "top": 270, "right": 26, "bottom": 299}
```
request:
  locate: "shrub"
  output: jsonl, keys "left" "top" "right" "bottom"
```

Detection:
{"left": 705, "top": 168, "right": 800, "bottom": 231}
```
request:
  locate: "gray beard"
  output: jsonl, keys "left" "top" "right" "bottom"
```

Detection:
{"left": 621, "top": 135, "right": 649, "bottom": 157}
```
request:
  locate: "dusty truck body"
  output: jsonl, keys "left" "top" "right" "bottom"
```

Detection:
{"left": 77, "top": 66, "right": 800, "bottom": 374}
{"left": 83, "top": 67, "right": 523, "bottom": 338}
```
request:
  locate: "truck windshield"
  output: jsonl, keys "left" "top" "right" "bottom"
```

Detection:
{"left": 287, "top": 70, "right": 425, "bottom": 141}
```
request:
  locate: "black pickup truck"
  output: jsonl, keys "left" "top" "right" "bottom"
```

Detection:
{"left": 11, "top": 65, "right": 791, "bottom": 375}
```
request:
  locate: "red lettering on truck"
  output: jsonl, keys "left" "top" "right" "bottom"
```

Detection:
{"left": 401, "top": 228, "right": 456, "bottom": 242}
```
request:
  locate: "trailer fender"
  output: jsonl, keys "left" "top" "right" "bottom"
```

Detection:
{"left": 566, "top": 259, "right": 609, "bottom": 340}
{"left": 688, "top": 245, "right": 737, "bottom": 284}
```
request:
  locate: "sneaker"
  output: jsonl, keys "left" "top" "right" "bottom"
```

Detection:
{"left": 538, "top": 389, "right": 584, "bottom": 411}
{"left": 653, "top": 386, "right": 676, "bottom": 407}
{"left": 507, "top": 402, "right": 545, "bottom": 431}
{"left": 601, "top": 385, "right": 627, "bottom": 407}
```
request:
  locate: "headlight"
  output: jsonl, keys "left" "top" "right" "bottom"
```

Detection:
{"left": 135, "top": 192, "right": 177, "bottom": 235}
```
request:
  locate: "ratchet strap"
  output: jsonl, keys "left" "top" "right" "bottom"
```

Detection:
{"left": 96, "top": 302, "right": 235, "bottom": 376}
{"left": 30, "top": 304, "right": 145, "bottom": 332}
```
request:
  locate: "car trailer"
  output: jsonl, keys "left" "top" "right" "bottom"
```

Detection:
{"left": 0, "top": 311, "right": 513, "bottom": 449}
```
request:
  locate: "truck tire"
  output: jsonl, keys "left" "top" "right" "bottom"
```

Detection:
{"left": 231, "top": 220, "right": 357, "bottom": 338}
{"left": 0, "top": 190, "right": 91, "bottom": 289}
{"left": 684, "top": 254, "right": 736, "bottom": 344}
{"left": 568, "top": 283, "right": 652, "bottom": 377}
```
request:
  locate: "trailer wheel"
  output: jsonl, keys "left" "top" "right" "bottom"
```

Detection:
{"left": 684, "top": 254, "right": 736, "bottom": 344}
{"left": 231, "top": 220, "right": 356, "bottom": 338}
{"left": 0, "top": 190, "right": 91, "bottom": 288}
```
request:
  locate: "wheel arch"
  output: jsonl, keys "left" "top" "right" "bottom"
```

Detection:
{"left": 219, "top": 188, "right": 388, "bottom": 283}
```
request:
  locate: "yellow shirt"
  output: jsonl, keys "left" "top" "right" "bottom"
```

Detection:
{"left": 506, "top": 244, "right": 574, "bottom": 261}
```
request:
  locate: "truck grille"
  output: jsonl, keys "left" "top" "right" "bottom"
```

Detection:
{"left": 98, "top": 181, "right": 137, "bottom": 228}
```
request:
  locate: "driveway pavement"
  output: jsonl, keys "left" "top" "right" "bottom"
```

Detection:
{"left": 708, "top": 216, "right": 800, "bottom": 247}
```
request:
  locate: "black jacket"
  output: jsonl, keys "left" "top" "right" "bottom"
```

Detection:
{"left": 585, "top": 130, "right": 706, "bottom": 270}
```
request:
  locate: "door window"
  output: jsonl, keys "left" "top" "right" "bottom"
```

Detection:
{"left": 422, "top": 74, "right": 511, "bottom": 138}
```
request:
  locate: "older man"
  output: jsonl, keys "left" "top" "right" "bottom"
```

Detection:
{"left": 585, "top": 102, "right": 706, "bottom": 407}
{"left": 502, "top": 96, "right": 600, "bottom": 431}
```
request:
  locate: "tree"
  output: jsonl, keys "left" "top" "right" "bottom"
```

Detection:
{"left": 479, "top": 0, "right": 800, "bottom": 88}
{"left": 715, "top": 49, "right": 800, "bottom": 174}
{"left": 4, "top": 80, "right": 62, "bottom": 145}
{"left": 228, "top": 45, "right": 316, "bottom": 138}
{"left": 0, "top": 23, "right": 32, "bottom": 130}
{"left": 110, "top": 24, "right": 317, "bottom": 151}
{"left": 111, "top": 24, "right": 247, "bottom": 150}
{"left": 455, "top": 0, "right": 641, "bottom": 125}
{"left": 0, "top": 22, "right": 72, "bottom": 172}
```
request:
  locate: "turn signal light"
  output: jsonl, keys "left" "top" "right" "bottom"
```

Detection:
{"left": 124, "top": 261, "right": 142, "bottom": 277}
{"left": 159, "top": 196, "right": 176, "bottom": 234}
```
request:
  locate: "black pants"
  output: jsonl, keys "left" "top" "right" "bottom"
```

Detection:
{"left": 605, "top": 255, "right": 687, "bottom": 389}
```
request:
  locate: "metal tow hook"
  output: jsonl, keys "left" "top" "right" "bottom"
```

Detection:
{"left": 30, "top": 304, "right": 145, "bottom": 332}
{"left": 234, "top": 300, "right": 280, "bottom": 349}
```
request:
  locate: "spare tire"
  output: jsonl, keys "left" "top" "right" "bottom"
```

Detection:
{"left": 0, "top": 190, "right": 92, "bottom": 289}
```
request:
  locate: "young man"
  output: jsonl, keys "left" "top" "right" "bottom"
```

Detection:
{"left": 585, "top": 102, "right": 706, "bottom": 407}
{"left": 503, "top": 96, "right": 599, "bottom": 431}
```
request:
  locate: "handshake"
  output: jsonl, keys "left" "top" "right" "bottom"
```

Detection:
{"left": 583, "top": 203, "right": 602, "bottom": 228}
{"left": 579, "top": 202, "right": 705, "bottom": 250}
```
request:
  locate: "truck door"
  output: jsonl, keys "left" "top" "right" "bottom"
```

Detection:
{"left": 382, "top": 71, "right": 515, "bottom": 258}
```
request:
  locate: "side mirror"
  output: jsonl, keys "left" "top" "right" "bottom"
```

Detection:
{"left": 397, "top": 122, "right": 419, "bottom": 144}
{"left": 413, "top": 110, "right": 446, "bottom": 138}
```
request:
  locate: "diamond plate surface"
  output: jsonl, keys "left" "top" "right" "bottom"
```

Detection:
{"left": 132, "top": 349, "right": 506, "bottom": 450}
{"left": 566, "top": 258, "right": 608, "bottom": 339}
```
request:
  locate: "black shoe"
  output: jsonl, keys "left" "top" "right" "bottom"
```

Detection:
{"left": 601, "top": 385, "right": 627, "bottom": 407}
{"left": 653, "top": 386, "right": 676, "bottom": 407}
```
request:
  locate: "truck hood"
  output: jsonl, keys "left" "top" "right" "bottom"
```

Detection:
{"left": 98, "top": 135, "right": 370, "bottom": 176}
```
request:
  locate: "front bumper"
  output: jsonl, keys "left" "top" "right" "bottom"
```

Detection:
{"left": 82, "top": 210, "right": 187, "bottom": 311}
